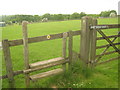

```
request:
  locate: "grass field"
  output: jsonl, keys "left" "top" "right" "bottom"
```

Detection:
{"left": 1, "top": 17, "right": 119, "bottom": 88}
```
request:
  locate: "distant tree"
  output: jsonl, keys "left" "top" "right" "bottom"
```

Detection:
{"left": 63, "top": 14, "right": 71, "bottom": 20}
{"left": 79, "top": 12, "right": 86, "bottom": 18}
{"left": 99, "top": 10, "right": 117, "bottom": 17}
{"left": 87, "top": 14, "right": 100, "bottom": 18}
{"left": 110, "top": 10, "right": 117, "bottom": 14}
{"left": 42, "top": 13, "right": 51, "bottom": 20}
{"left": 70, "top": 12, "right": 80, "bottom": 19}
{"left": 100, "top": 11, "right": 110, "bottom": 17}
{"left": 34, "top": 15, "right": 41, "bottom": 22}
{"left": 53, "top": 14, "right": 64, "bottom": 21}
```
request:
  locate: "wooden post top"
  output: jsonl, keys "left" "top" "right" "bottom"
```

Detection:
{"left": 22, "top": 21, "right": 28, "bottom": 25}
{"left": 81, "top": 16, "right": 92, "bottom": 19}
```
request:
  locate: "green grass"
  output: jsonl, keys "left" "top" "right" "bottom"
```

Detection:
{"left": 2, "top": 17, "right": 119, "bottom": 88}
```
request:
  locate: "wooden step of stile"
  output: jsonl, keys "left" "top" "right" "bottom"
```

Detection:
{"left": 29, "top": 68, "right": 63, "bottom": 81}
{"left": 29, "top": 57, "right": 64, "bottom": 68}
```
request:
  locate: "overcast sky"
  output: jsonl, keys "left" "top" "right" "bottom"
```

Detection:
{"left": 0, "top": 0, "right": 119, "bottom": 15}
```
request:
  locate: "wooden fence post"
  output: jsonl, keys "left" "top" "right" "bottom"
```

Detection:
{"left": 62, "top": 32, "right": 68, "bottom": 71}
{"left": 2, "top": 39, "right": 14, "bottom": 88}
{"left": 80, "top": 16, "right": 92, "bottom": 66}
{"left": 89, "top": 18, "right": 98, "bottom": 67}
{"left": 68, "top": 31, "right": 73, "bottom": 65}
{"left": 22, "top": 21, "right": 30, "bottom": 87}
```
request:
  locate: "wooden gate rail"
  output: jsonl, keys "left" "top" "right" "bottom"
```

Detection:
{"left": 97, "top": 30, "right": 120, "bottom": 54}
{"left": 95, "top": 56, "right": 120, "bottom": 66}
{"left": 96, "top": 50, "right": 117, "bottom": 58}
{"left": 90, "top": 24, "right": 120, "bottom": 30}
{"left": 97, "top": 35, "right": 120, "bottom": 40}
{"left": 8, "top": 30, "right": 81, "bottom": 47}
{"left": 95, "top": 36, "right": 118, "bottom": 63}
{"left": 96, "top": 42, "right": 120, "bottom": 49}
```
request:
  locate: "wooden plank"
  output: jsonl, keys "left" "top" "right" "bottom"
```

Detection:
{"left": 96, "top": 42, "right": 120, "bottom": 49}
{"left": 24, "top": 60, "right": 69, "bottom": 74}
{"left": 96, "top": 50, "right": 117, "bottom": 58}
{"left": 8, "top": 30, "right": 81, "bottom": 47}
{"left": 29, "top": 57, "right": 64, "bottom": 68}
{"left": 22, "top": 21, "right": 30, "bottom": 87}
{"left": 68, "top": 31, "right": 73, "bottom": 65}
{"left": 30, "top": 68, "right": 63, "bottom": 81}
{"left": 96, "top": 56, "right": 120, "bottom": 66}
{"left": 80, "top": 16, "right": 92, "bottom": 65}
{"left": 97, "top": 30, "right": 120, "bottom": 54}
{"left": 62, "top": 32, "right": 68, "bottom": 70}
{"left": 97, "top": 35, "right": 120, "bottom": 40}
{"left": 2, "top": 39, "right": 14, "bottom": 88}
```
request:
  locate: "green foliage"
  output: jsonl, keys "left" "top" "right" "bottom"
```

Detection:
{"left": 42, "top": 13, "right": 51, "bottom": 20}
{"left": 99, "top": 10, "right": 117, "bottom": 17}
{"left": 70, "top": 12, "right": 80, "bottom": 19}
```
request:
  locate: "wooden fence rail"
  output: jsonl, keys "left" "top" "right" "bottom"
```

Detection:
{"left": 8, "top": 30, "right": 81, "bottom": 47}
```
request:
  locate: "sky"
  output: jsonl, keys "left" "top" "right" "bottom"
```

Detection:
{"left": 0, "top": 0, "right": 120, "bottom": 15}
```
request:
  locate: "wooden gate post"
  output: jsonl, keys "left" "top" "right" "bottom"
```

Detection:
{"left": 89, "top": 18, "right": 97, "bottom": 67}
{"left": 80, "top": 16, "right": 92, "bottom": 66}
{"left": 2, "top": 39, "right": 14, "bottom": 88}
{"left": 22, "top": 21, "right": 30, "bottom": 87}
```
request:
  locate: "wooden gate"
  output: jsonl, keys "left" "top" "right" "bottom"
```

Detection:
{"left": 90, "top": 22, "right": 120, "bottom": 66}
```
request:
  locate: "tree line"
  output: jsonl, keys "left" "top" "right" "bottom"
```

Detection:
{"left": 1, "top": 10, "right": 117, "bottom": 24}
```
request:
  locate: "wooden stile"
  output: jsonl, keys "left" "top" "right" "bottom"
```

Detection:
{"left": 24, "top": 60, "right": 69, "bottom": 74}
{"left": 1, "top": 17, "right": 120, "bottom": 87}
{"left": 2, "top": 39, "right": 14, "bottom": 88}
{"left": 22, "top": 21, "right": 30, "bottom": 87}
